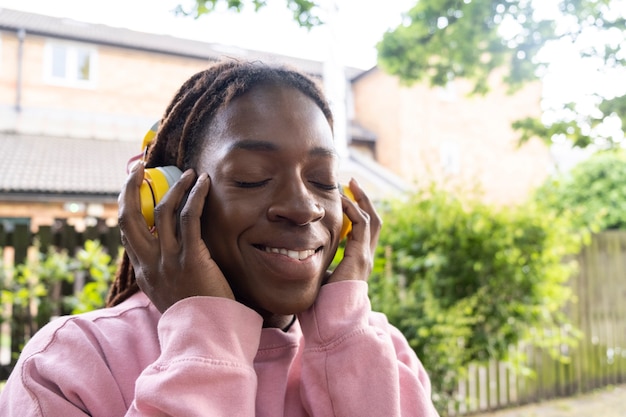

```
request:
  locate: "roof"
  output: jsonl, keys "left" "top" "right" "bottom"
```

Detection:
{"left": 0, "top": 8, "right": 365, "bottom": 79}
{"left": 0, "top": 9, "right": 404, "bottom": 203}
{"left": 339, "top": 151, "right": 409, "bottom": 200}
{"left": 0, "top": 132, "right": 406, "bottom": 203}
{"left": 349, "top": 121, "right": 377, "bottom": 143}
{"left": 0, "top": 132, "right": 137, "bottom": 201}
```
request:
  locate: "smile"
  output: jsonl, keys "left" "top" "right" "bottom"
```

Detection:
{"left": 262, "top": 246, "right": 317, "bottom": 260}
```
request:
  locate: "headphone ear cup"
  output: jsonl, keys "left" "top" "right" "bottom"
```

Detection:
{"left": 339, "top": 185, "right": 354, "bottom": 240}
{"left": 139, "top": 166, "right": 183, "bottom": 228}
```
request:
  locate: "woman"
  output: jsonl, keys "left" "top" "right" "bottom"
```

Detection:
{"left": 0, "top": 59, "right": 439, "bottom": 416}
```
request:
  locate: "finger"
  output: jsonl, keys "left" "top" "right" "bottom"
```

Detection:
{"left": 118, "top": 163, "right": 154, "bottom": 254}
{"left": 341, "top": 193, "right": 370, "bottom": 247}
{"left": 330, "top": 196, "right": 371, "bottom": 282}
{"left": 179, "top": 173, "right": 210, "bottom": 250}
{"left": 153, "top": 169, "right": 197, "bottom": 253}
{"left": 347, "top": 178, "right": 382, "bottom": 255}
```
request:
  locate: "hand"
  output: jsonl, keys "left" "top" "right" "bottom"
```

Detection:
{"left": 328, "top": 178, "right": 382, "bottom": 283}
{"left": 117, "top": 164, "right": 234, "bottom": 313}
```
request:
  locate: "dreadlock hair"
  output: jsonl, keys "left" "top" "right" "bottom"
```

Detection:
{"left": 106, "top": 59, "right": 334, "bottom": 307}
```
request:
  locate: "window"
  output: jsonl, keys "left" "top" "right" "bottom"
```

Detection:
{"left": 0, "top": 217, "right": 30, "bottom": 233}
{"left": 44, "top": 41, "right": 97, "bottom": 87}
{"left": 440, "top": 141, "right": 461, "bottom": 175}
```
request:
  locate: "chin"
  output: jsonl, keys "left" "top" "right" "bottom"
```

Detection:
{"left": 267, "top": 297, "right": 317, "bottom": 316}
{"left": 235, "top": 290, "right": 317, "bottom": 317}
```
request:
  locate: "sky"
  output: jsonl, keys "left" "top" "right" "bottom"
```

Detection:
{"left": 0, "top": 0, "right": 416, "bottom": 69}
{"left": 2, "top": 1, "right": 616, "bottom": 98}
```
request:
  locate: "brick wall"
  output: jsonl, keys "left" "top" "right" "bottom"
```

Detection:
{"left": 0, "top": 201, "right": 119, "bottom": 230}
{"left": 1, "top": 27, "right": 551, "bottom": 209}
{"left": 352, "top": 68, "right": 551, "bottom": 205}
{"left": 0, "top": 30, "right": 210, "bottom": 140}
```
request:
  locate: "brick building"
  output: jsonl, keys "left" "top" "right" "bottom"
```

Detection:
{"left": 0, "top": 8, "right": 551, "bottom": 231}
{"left": 352, "top": 67, "right": 551, "bottom": 206}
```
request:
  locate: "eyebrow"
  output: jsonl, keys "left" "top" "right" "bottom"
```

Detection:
{"left": 228, "top": 139, "right": 338, "bottom": 158}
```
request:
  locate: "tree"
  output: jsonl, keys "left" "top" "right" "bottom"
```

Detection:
{"left": 175, "top": 0, "right": 322, "bottom": 29}
{"left": 184, "top": 1, "right": 625, "bottom": 150}
{"left": 376, "top": 0, "right": 626, "bottom": 150}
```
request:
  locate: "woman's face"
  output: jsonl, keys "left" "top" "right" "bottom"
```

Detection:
{"left": 196, "top": 83, "right": 343, "bottom": 317}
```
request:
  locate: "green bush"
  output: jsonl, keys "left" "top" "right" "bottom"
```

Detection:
{"left": 534, "top": 150, "right": 626, "bottom": 231}
{"left": 368, "top": 185, "right": 584, "bottom": 411}
{"left": 0, "top": 240, "right": 119, "bottom": 362}
{"left": 65, "top": 240, "right": 119, "bottom": 314}
{"left": 0, "top": 245, "right": 75, "bottom": 337}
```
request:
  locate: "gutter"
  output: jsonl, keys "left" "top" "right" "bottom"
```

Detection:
{"left": 0, "top": 192, "right": 119, "bottom": 204}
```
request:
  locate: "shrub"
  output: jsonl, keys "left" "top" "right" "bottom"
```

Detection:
{"left": 534, "top": 150, "right": 626, "bottom": 231}
{"left": 65, "top": 240, "right": 119, "bottom": 314}
{"left": 0, "top": 240, "right": 119, "bottom": 364}
{"left": 368, "top": 185, "right": 583, "bottom": 411}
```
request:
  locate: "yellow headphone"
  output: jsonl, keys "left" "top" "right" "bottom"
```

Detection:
{"left": 135, "top": 123, "right": 353, "bottom": 238}
{"left": 136, "top": 122, "right": 182, "bottom": 229}
{"left": 339, "top": 186, "right": 354, "bottom": 240}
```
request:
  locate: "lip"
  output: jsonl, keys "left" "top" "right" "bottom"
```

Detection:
{"left": 258, "top": 245, "right": 319, "bottom": 260}
{"left": 251, "top": 244, "right": 325, "bottom": 281}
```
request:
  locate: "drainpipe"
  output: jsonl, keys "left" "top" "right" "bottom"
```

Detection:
{"left": 321, "top": 0, "right": 348, "bottom": 160}
{"left": 15, "top": 28, "right": 25, "bottom": 113}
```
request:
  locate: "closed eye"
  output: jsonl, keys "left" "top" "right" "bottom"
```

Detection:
{"left": 235, "top": 179, "right": 270, "bottom": 188}
{"left": 311, "top": 181, "right": 338, "bottom": 191}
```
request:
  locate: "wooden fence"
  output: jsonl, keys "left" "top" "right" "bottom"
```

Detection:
{"left": 0, "top": 222, "right": 121, "bottom": 265}
{"left": 0, "top": 221, "right": 120, "bottom": 380}
{"left": 1, "top": 224, "right": 625, "bottom": 414}
{"left": 454, "top": 230, "right": 626, "bottom": 415}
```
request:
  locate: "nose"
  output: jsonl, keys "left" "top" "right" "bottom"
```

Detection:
{"left": 267, "top": 180, "right": 325, "bottom": 226}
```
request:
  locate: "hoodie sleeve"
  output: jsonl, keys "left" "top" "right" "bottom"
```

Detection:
{"left": 298, "top": 281, "right": 440, "bottom": 417}
{"left": 0, "top": 296, "right": 264, "bottom": 417}
{"left": 127, "top": 296, "right": 263, "bottom": 416}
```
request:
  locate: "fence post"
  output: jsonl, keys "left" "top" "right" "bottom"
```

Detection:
{"left": 37, "top": 226, "right": 52, "bottom": 254}
{"left": 0, "top": 223, "right": 6, "bottom": 247}
{"left": 12, "top": 223, "right": 30, "bottom": 265}
{"left": 60, "top": 223, "right": 79, "bottom": 255}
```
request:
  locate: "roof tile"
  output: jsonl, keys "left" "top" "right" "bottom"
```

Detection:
{"left": 0, "top": 133, "right": 137, "bottom": 196}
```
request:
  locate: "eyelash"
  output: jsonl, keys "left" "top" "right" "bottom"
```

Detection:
{"left": 313, "top": 182, "right": 338, "bottom": 191}
{"left": 235, "top": 180, "right": 270, "bottom": 188}
{"left": 235, "top": 180, "right": 337, "bottom": 191}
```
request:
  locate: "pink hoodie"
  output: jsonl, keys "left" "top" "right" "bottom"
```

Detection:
{"left": 0, "top": 281, "right": 439, "bottom": 416}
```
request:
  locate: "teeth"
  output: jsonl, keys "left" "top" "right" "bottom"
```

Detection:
{"left": 264, "top": 247, "right": 315, "bottom": 260}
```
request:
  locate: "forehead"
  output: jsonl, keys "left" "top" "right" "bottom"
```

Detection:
{"left": 200, "top": 83, "right": 336, "bottom": 163}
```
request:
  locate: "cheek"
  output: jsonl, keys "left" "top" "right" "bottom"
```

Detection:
{"left": 200, "top": 189, "right": 244, "bottom": 248}
{"left": 326, "top": 198, "right": 345, "bottom": 238}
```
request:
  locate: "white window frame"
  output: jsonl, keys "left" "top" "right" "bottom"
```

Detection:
{"left": 43, "top": 40, "right": 98, "bottom": 88}
{"left": 440, "top": 140, "right": 461, "bottom": 175}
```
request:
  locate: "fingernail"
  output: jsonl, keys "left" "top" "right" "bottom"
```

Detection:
{"left": 130, "top": 162, "right": 140, "bottom": 172}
